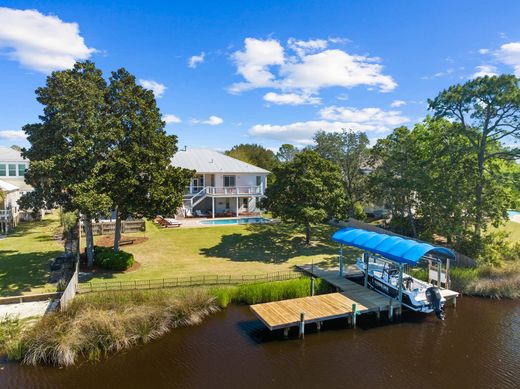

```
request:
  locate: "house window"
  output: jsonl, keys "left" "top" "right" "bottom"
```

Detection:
{"left": 256, "top": 176, "right": 262, "bottom": 186}
{"left": 225, "top": 199, "right": 230, "bottom": 209}
{"left": 8, "top": 164, "right": 16, "bottom": 176}
{"left": 223, "top": 175, "right": 236, "bottom": 187}
{"left": 0, "top": 164, "right": 5, "bottom": 176}
{"left": 18, "top": 164, "right": 27, "bottom": 176}
{"left": 242, "top": 198, "right": 248, "bottom": 207}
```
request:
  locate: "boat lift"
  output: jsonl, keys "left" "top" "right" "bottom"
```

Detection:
{"left": 333, "top": 227, "right": 457, "bottom": 307}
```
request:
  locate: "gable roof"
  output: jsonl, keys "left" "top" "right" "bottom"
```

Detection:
{"left": 0, "top": 146, "right": 27, "bottom": 162}
{"left": 171, "top": 148, "right": 270, "bottom": 174}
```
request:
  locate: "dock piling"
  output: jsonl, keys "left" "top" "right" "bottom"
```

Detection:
{"left": 310, "top": 276, "right": 315, "bottom": 296}
{"left": 283, "top": 328, "right": 289, "bottom": 338}
{"left": 352, "top": 303, "right": 357, "bottom": 328}
{"left": 299, "top": 312, "right": 305, "bottom": 339}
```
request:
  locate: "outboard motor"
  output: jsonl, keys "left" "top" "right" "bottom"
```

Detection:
{"left": 425, "top": 287, "right": 445, "bottom": 320}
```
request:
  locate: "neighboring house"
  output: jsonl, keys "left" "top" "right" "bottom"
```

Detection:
{"left": 0, "top": 146, "right": 30, "bottom": 231}
{"left": 171, "top": 148, "right": 269, "bottom": 218}
{"left": 0, "top": 146, "right": 38, "bottom": 231}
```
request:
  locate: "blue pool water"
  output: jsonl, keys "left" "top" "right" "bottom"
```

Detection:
{"left": 200, "top": 217, "right": 270, "bottom": 225}
{"left": 508, "top": 210, "right": 520, "bottom": 218}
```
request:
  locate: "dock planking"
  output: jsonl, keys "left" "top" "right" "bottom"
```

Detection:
{"left": 250, "top": 264, "right": 401, "bottom": 332}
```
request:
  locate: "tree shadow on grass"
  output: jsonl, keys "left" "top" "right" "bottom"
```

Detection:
{"left": 0, "top": 249, "right": 62, "bottom": 296}
{"left": 201, "top": 222, "right": 343, "bottom": 264}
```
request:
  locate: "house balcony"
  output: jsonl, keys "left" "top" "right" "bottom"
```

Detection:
{"left": 184, "top": 185, "right": 264, "bottom": 197}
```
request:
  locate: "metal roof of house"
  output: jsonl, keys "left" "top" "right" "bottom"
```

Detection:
{"left": 0, "top": 146, "right": 27, "bottom": 162}
{"left": 171, "top": 148, "right": 270, "bottom": 174}
{"left": 1, "top": 178, "right": 32, "bottom": 192}
{"left": 0, "top": 179, "right": 19, "bottom": 192}
{"left": 332, "top": 227, "right": 455, "bottom": 265}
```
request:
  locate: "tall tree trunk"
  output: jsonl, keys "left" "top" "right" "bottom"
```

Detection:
{"left": 407, "top": 201, "right": 417, "bottom": 238}
{"left": 82, "top": 214, "right": 95, "bottom": 267}
{"left": 113, "top": 206, "right": 122, "bottom": 253}
{"left": 305, "top": 223, "right": 312, "bottom": 245}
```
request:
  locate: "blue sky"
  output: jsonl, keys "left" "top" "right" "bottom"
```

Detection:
{"left": 1, "top": 1, "right": 520, "bottom": 151}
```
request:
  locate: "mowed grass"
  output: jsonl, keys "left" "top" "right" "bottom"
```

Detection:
{"left": 89, "top": 221, "right": 344, "bottom": 283}
{"left": 499, "top": 220, "right": 520, "bottom": 243}
{"left": 0, "top": 214, "right": 63, "bottom": 296}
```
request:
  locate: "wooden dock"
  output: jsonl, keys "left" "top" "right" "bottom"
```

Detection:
{"left": 250, "top": 265, "right": 401, "bottom": 334}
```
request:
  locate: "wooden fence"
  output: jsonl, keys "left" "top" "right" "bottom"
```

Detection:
{"left": 78, "top": 271, "right": 302, "bottom": 293}
{"left": 59, "top": 260, "right": 79, "bottom": 310}
{"left": 81, "top": 220, "right": 145, "bottom": 236}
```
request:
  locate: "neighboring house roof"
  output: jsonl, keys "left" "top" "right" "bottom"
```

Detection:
{"left": 1, "top": 178, "right": 32, "bottom": 192}
{"left": 171, "top": 148, "right": 270, "bottom": 174}
{"left": 0, "top": 179, "right": 19, "bottom": 192}
{"left": 0, "top": 146, "right": 27, "bottom": 162}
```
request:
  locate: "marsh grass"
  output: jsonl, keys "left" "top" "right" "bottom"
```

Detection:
{"left": 211, "top": 277, "right": 334, "bottom": 307}
{"left": 11, "top": 289, "right": 218, "bottom": 366}
{"left": 450, "top": 262, "right": 520, "bottom": 299}
{"left": 5, "top": 278, "right": 328, "bottom": 366}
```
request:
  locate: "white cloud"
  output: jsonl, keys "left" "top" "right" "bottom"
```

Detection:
{"left": 390, "top": 100, "right": 406, "bottom": 107}
{"left": 163, "top": 114, "right": 181, "bottom": 124}
{"left": 0, "top": 7, "right": 95, "bottom": 73}
{"left": 250, "top": 106, "right": 409, "bottom": 144}
{"left": 319, "top": 106, "right": 409, "bottom": 127}
{"left": 263, "top": 92, "right": 321, "bottom": 105}
{"left": 0, "top": 130, "right": 26, "bottom": 140}
{"left": 287, "top": 38, "right": 328, "bottom": 57}
{"left": 229, "top": 38, "right": 285, "bottom": 93}
{"left": 478, "top": 48, "right": 490, "bottom": 55}
{"left": 471, "top": 65, "right": 498, "bottom": 78}
{"left": 188, "top": 52, "right": 205, "bottom": 68}
{"left": 139, "top": 79, "right": 166, "bottom": 98}
{"left": 496, "top": 42, "right": 520, "bottom": 76}
{"left": 192, "top": 115, "right": 223, "bottom": 126}
{"left": 421, "top": 68, "right": 454, "bottom": 79}
{"left": 229, "top": 37, "right": 396, "bottom": 101}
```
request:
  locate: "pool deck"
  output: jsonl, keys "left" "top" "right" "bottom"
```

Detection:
{"left": 174, "top": 216, "right": 271, "bottom": 228}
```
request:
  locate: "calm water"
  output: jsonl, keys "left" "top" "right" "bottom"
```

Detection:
{"left": 1, "top": 298, "right": 519, "bottom": 389}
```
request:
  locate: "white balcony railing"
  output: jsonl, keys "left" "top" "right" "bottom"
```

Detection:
{"left": 184, "top": 185, "right": 264, "bottom": 196}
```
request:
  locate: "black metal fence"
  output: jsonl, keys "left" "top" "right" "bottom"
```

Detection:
{"left": 78, "top": 271, "right": 302, "bottom": 293}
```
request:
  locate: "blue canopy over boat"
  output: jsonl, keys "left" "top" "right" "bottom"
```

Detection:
{"left": 332, "top": 227, "right": 455, "bottom": 265}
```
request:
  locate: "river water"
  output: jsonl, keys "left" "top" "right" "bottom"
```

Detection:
{"left": 1, "top": 297, "right": 519, "bottom": 389}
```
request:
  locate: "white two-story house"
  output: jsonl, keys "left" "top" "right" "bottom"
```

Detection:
{"left": 171, "top": 148, "right": 269, "bottom": 218}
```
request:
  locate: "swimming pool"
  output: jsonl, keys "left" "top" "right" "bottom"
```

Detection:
{"left": 199, "top": 217, "right": 271, "bottom": 225}
{"left": 508, "top": 210, "right": 520, "bottom": 218}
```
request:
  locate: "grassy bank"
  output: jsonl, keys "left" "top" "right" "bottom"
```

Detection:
{"left": 3, "top": 289, "right": 218, "bottom": 366}
{"left": 1, "top": 277, "right": 325, "bottom": 366}
{"left": 450, "top": 262, "right": 520, "bottom": 299}
{"left": 211, "top": 276, "right": 333, "bottom": 307}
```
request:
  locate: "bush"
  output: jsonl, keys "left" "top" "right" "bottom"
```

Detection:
{"left": 94, "top": 246, "right": 134, "bottom": 271}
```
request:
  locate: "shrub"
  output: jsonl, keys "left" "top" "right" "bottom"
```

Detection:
{"left": 94, "top": 246, "right": 134, "bottom": 271}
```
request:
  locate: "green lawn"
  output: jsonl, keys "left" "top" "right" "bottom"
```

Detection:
{"left": 501, "top": 220, "right": 520, "bottom": 243}
{"left": 88, "top": 221, "right": 349, "bottom": 283}
{"left": 491, "top": 220, "right": 520, "bottom": 244}
{"left": 0, "top": 214, "right": 63, "bottom": 296}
